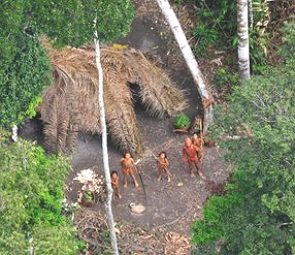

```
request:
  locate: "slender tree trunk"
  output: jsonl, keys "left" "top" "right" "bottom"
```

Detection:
{"left": 94, "top": 19, "right": 119, "bottom": 255}
{"left": 11, "top": 125, "right": 18, "bottom": 142}
{"left": 156, "top": 0, "right": 213, "bottom": 132}
{"left": 237, "top": 0, "right": 251, "bottom": 80}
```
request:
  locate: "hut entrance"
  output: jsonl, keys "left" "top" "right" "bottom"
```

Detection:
{"left": 19, "top": 113, "right": 44, "bottom": 146}
{"left": 128, "top": 82, "right": 145, "bottom": 111}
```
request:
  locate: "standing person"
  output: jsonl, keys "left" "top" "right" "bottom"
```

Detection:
{"left": 182, "top": 137, "right": 204, "bottom": 178}
{"left": 120, "top": 152, "right": 139, "bottom": 188}
{"left": 111, "top": 171, "right": 122, "bottom": 199}
{"left": 191, "top": 132, "right": 204, "bottom": 161}
{"left": 157, "top": 151, "right": 172, "bottom": 182}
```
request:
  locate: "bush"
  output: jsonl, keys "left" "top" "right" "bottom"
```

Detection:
{"left": 0, "top": 0, "right": 135, "bottom": 128}
{"left": 193, "top": 0, "right": 284, "bottom": 71}
{"left": 192, "top": 41, "right": 295, "bottom": 253}
{"left": 83, "top": 191, "right": 94, "bottom": 202}
{"left": 213, "top": 67, "right": 239, "bottom": 90}
{"left": 174, "top": 114, "right": 191, "bottom": 129}
{"left": 279, "top": 21, "right": 295, "bottom": 59}
{"left": 193, "top": 23, "right": 219, "bottom": 57}
{"left": 193, "top": 0, "right": 236, "bottom": 56}
{"left": 0, "top": 134, "right": 83, "bottom": 254}
{"left": 0, "top": 34, "right": 51, "bottom": 127}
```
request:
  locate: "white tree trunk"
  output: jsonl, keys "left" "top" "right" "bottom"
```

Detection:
{"left": 237, "top": 0, "right": 251, "bottom": 80}
{"left": 94, "top": 20, "right": 119, "bottom": 255}
{"left": 11, "top": 125, "right": 18, "bottom": 142}
{"left": 156, "top": 0, "right": 213, "bottom": 132}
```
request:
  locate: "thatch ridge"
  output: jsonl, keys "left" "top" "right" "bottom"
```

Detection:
{"left": 40, "top": 43, "right": 187, "bottom": 155}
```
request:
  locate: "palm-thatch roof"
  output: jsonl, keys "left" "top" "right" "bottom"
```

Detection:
{"left": 39, "top": 42, "right": 187, "bottom": 155}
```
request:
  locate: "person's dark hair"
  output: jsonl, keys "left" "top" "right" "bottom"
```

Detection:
{"left": 111, "top": 171, "right": 118, "bottom": 177}
{"left": 123, "top": 152, "right": 132, "bottom": 158}
{"left": 158, "top": 151, "right": 167, "bottom": 159}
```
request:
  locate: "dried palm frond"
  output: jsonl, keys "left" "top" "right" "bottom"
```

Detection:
{"left": 40, "top": 42, "right": 187, "bottom": 155}
{"left": 164, "top": 232, "right": 191, "bottom": 255}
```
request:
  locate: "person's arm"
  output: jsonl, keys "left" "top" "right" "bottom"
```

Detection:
{"left": 157, "top": 158, "right": 161, "bottom": 166}
{"left": 131, "top": 158, "right": 138, "bottom": 172}
{"left": 120, "top": 158, "right": 125, "bottom": 167}
{"left": 165, "top": 159, "right": 169, "bottom": 166}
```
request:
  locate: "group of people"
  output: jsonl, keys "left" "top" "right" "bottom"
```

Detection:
{"left": 111, "top": 131, "right": 205, "bottom": 199}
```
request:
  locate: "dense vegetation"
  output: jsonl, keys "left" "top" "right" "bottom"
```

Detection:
{"left": 0, "top": 1, "right": 51, "bottom": 127}
{"left": 193, "top": 0, "right": 293, "bottom": 72}
{"left": 192, "top": 21, "right": 295, "bottom": 255}
{"left": 0, "top": 1, "right": 135, "bottom": 254}
{"left": 0, "top": 0, "right": 135, "bottom": 127}
{"left": 0, "top": 133, "right": 82, "bottom": 255}
{"left": 1, "top": 0, "right": 294, "bottom": 254}
{"left": 0, "top": 35, "right": 51, "bottom": 127}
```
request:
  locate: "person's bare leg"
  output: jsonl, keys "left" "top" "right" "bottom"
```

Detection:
{"left": 195, "top": 161, "right": 204, "bottom": 178}
{"left": 189, "top": 162, "right": 195, "bottom": 177}
{"left": 131, "top": 174, "right": 139, "bottom": 187}
{"left": 123, "top": 174, "right": 128, "bottom": 188}
{"left": 167, "top": 173, "right": 171, "bottom": 182}
{"left": 114, "top": 188, "right": 122, "bottom": 199}
{"left": 158, "top": 168, "right": 162, "bottom": 181}
{"left": 165, "top": 169, "right": 172, "bottom": 182}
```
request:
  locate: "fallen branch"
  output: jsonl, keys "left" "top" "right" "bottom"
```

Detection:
{"left": 156, "top": 0, "right": 214, "bottom": 131}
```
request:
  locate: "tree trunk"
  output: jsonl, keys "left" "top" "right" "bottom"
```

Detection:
{"left": 156, "top": 0, "right": 213, "bottom": 132}
{"left": 237, "top": 0, "right": 251, "bottom": 80}
{"left": 11, "top": 125, "right": 18, "bottom": 142}
{"left": 94, "top": 19, "right": 119, "bottom": 255}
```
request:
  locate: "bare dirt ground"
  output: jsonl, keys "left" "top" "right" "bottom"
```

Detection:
{"left": 20, "top": 1, "right": 231, "bottom": 254}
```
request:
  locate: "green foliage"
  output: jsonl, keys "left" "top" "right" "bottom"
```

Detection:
{"left": 0, "top": 2, "right": 135, "bottom": 252}
{"left": 0, "top": 0, "right": 24, "bottom": 73}
{"left": 193, "top": 193, "right": 243, "bottom": 244}
{"left": 279, "top": 21, "right": 295, "bottom": 59}
{"left": 83, "top": 191, "right": 94, "bottom": 202}
{"left": 247, "top": 0, "right": 274, "bottom": 72}
{"left": 173, "top": 0, "right": 187, "bottom": 5}
{"left": 25, "top": 0, "right": 135, "bottom": 47}
{"left": 213, "top": 67, "right": 239, "bottom": 90}
{"left": 0, "top": 136, "right": 83, "bottom": 254}
{"left": 33, "top": 225, "right": 82, "bottom": 255}
{"left": 193, "top": 23, "right": 219, "bottom": 56}
{"left": 193, "top": 0, "right": 236, "bottom": 56}
{"left": 0, "top": 1, "right": 51, "bottom": 127}
{"left": 174, "top": 114, "right": 191, "bottom": 129}
{"left": 91, "top": 0, "right": 135, "bottom": 42}
{"left": 0, "top": 0, "right": 135, "bottom": 128}
{"left": 192, "top": 243, "right": 219, "bottom": 255}
{"left": 192, "top": 56, "right": 295, "bottom": 254}
{"left": 248, "top": 29, "right": 269, "bottom": 74}
{"left": 193, "top": 0, "right": 280, "bottom": 71}
{"left": 0, "top": 35, "right": 51, "bottom": 127}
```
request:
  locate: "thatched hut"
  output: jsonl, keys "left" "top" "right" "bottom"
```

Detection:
{"left": 39, "top": 43, "right": 187, "bottom": 155}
